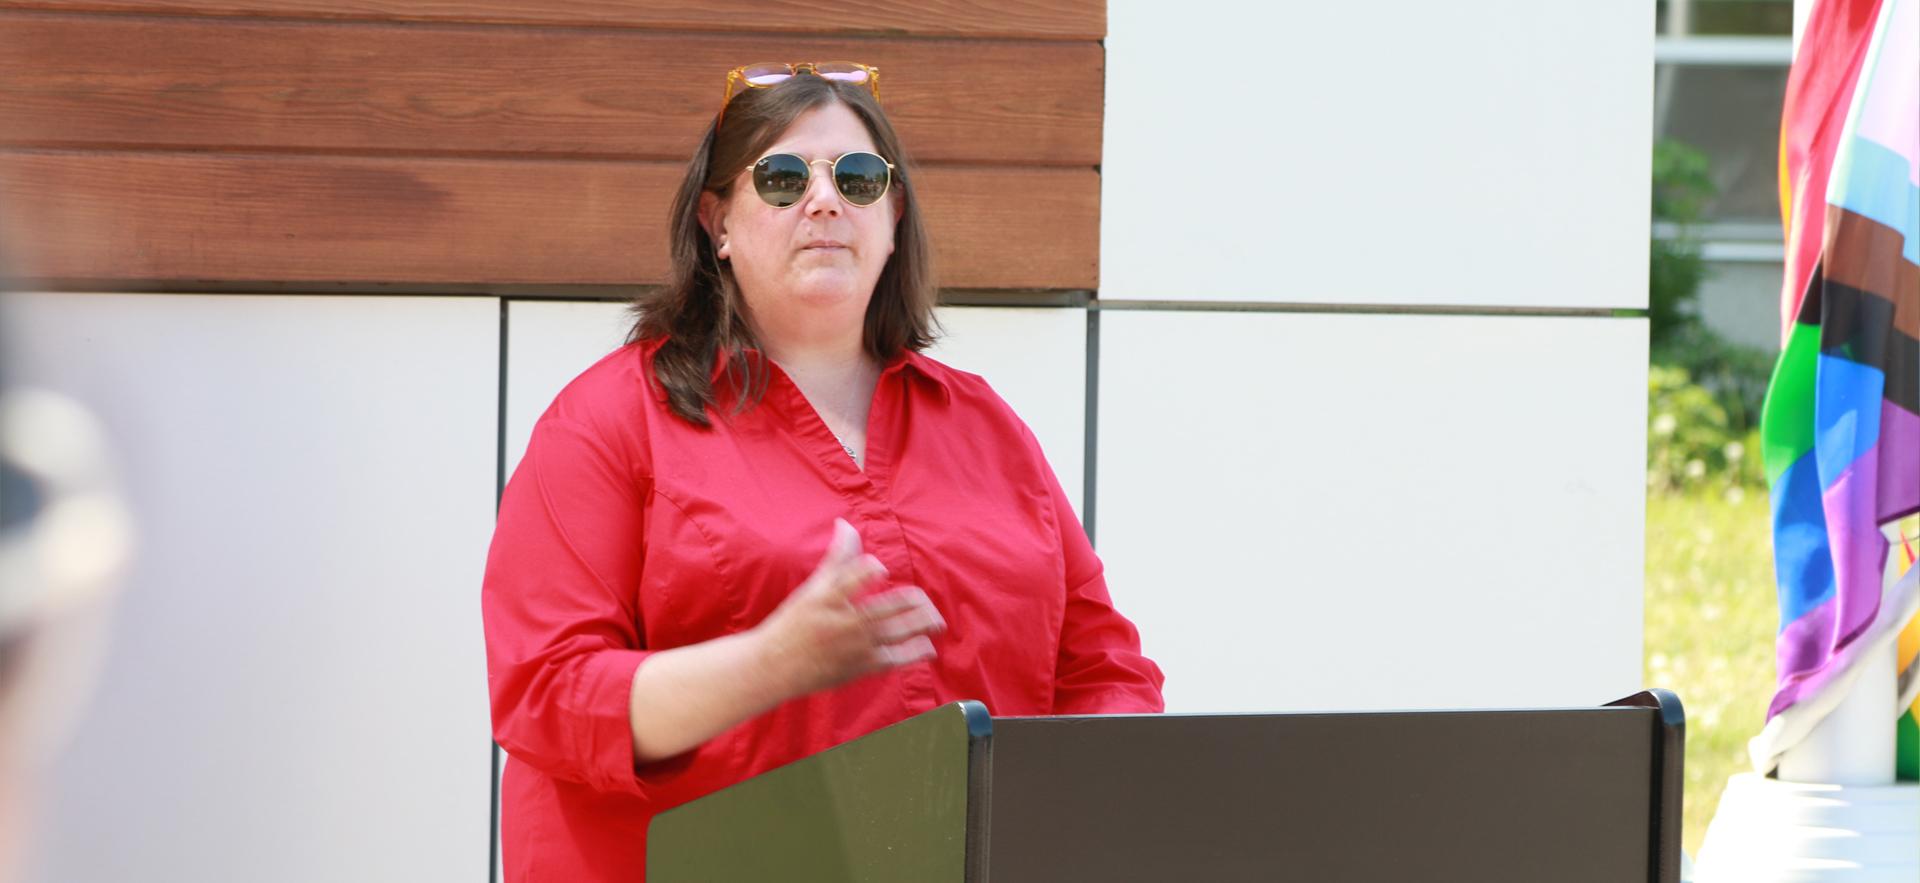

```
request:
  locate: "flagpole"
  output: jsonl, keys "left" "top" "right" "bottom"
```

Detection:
{"left": 1777, "top": 633, "right": 1899, "bottom": 783}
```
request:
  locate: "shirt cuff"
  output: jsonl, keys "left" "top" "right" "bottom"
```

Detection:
{"left": 573, "top": 647, "right": 653, "bottom": 796}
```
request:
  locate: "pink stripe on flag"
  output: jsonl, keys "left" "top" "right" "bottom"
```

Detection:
{"left": 1853, "top": 0, "right": 1918, "bottom": 186}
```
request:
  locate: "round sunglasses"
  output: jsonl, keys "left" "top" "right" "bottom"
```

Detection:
{"left": 744, "top": 151, "right": 895, "bottom": 209}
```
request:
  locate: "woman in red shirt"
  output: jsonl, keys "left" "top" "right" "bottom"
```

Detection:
{"left": 482, "top": 63, "right": 1164, "bottom": 880}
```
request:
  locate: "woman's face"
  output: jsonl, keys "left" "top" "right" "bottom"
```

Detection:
{"left": 701, "top": 101, "right": 901, "bottom": 339}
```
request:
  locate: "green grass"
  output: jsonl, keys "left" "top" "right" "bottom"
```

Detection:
{"left": 1644, "top": 488, "right": 1779, "bottom": 857}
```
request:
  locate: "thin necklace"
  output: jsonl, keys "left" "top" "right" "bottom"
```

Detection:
{"left": 832, "top": 432, "right": 858, "bottom": 462}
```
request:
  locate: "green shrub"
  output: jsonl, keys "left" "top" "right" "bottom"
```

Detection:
{"left": 1657, "top": 325, "right": 1775, "bottom": 433}
{"left": 1648, "top": 365, "right": 1766, "bottom": 495}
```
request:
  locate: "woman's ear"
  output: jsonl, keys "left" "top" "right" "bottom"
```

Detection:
{"left": 697, "top": 191, "right": 730, "bottom": 260}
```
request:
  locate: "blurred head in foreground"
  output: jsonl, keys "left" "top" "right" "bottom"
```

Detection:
{"left": 0, "top": 278, "right": 132, "bottom": 880}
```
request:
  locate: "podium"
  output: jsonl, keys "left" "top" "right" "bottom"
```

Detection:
{"left": 649, "top": 690, "right": 1683, "bottom": 882}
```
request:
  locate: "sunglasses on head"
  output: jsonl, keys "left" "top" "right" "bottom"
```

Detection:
{"left": 719, "top": 61, "right": 881, "bottom": 125}
{"left": 744, "top": 151, "right": 895, "bottom": 208}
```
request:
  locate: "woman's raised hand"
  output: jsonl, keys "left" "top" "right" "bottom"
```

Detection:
{"left": 758, "top": 518, "right": 946, "bottom": 697}
{"left": 624, "top": 518, "right": 947, "bottom": 762}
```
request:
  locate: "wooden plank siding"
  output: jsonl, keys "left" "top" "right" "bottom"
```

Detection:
{"left": 0, "top": 14, "right": 1102, "bottom": 163}
{"left": 0, "top": 0, "right": 1103, "bottom": 39}
{"left": 0, "top": 151, "right": 1099, "bottom": 288}
{"left": 0, "top": 4, "right": 1104, "bottom": 291}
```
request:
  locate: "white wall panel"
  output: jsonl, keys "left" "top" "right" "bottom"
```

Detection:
{"left": 503, "top": 302, "right": 1089, "bottom": 516}
{"left": 504, "top": 299, "right": 633, "bottom": 477}
{"left": 8, "top": 293, "right": 497, "bottom": 883}
{"left": 1096, "top": 310, "right": 1647, "bottom": 714}
{"left": 1102, "top": 0, "right": 1653, "bottom": 309}
{"left": 926, "top": 307, "right": 1087, "bottom": 517}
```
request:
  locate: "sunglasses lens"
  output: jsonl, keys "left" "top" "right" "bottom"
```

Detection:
{"left": 813, "top": 62, "right": 871, "bottom": 85}
{"left": 741, "top": 62, "right": 793, "bottom": 86}
{"left": 752, "top": 154, "right": 809, "bottom": 207}
{"left": 833, "top": 152, "right": 890, "bottom": 206}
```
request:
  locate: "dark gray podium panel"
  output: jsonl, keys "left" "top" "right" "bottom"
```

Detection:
{"left": 986, "top": 707, "right": 1656, "bottom": 882}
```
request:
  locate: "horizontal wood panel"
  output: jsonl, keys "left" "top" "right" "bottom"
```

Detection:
{"left": 0, "top": 151, "right": 1097, "bottom": 289}
{"left": 0, "top": 12, "right": 1102, "bottom": 165}
{"left": 0, "top": 0, "right": 1102, "bottom": 38}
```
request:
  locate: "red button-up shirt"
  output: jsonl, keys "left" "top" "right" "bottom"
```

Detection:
{"left": 482, "top": 338, "right": 1164, "bottom": 881}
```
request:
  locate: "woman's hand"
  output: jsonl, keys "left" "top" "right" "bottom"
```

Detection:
{"left": 625, "top": 519, "right": 945, "bottom": 763}
{"left": 756, "top": 518, "right": 946, "bottom": 698}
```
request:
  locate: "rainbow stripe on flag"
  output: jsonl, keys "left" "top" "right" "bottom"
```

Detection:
{"left": 1900, "top": 528, "right": 1919, "bottom": 779}
{"left": 1752, "top": 0, "right": 1919, "bottom": 775}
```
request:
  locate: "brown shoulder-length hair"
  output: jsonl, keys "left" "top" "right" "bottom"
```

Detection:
{"left": 628, "top": 74, "right": 937, "bottom": 427}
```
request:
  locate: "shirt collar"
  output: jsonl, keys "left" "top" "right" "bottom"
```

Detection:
{"left": 880, "top": 348, "right": 953, "bottom": 402}
{"left": 703, "top": 344, "right": 952, "bottom": 402}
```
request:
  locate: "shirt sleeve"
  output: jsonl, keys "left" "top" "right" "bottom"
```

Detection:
{"left": 1032, "top": 431, "right": 1167, "bottom": 715}
{"left": 482, "top": 415, "right": 653, "bottom": 796}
